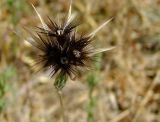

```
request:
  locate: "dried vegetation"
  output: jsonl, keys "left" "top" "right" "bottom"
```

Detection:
{"left": 0, "top": 0, "right": 160, "bottom": 122}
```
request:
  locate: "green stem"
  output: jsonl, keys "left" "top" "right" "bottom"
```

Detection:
{"left": 87, "top": 87, "right": 95, "bottom": 122}
{"left": 56, "top": 89, "right": 66, "bottom": 122}
{"left": 54, "top": 74, "right": 68, "bottom": 122}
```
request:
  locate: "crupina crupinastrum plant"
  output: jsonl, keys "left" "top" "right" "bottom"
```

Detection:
{"left": 27, "top": 1, "right": 114, "bottom": 122}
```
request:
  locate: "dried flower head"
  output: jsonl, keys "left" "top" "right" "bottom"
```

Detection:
{"left": 28, "top": 2, "right": 114, "bottom": 81}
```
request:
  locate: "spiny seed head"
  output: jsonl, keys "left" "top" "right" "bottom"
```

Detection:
{"left": 37, "top": 17, "right": 77, "bottom": 37}
{"left": 28, "top": 3, "right": 114, "bottom": 82}
{"left": 29, "top": 16, "right": 93, "bottom": 78}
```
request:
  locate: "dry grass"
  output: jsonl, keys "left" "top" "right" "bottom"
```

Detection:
{"left": 0, "top": 0, "right": 160, "bottom": 122}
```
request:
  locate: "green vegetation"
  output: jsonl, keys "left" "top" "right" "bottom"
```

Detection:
{"left": 0, "top": 0, "right": 160, "bottom": 122}
{"left": 0, "top": 66, "right": 16, "bottom": 112}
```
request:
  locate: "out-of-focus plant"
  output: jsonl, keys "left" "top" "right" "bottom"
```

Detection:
{"left": 6, "top": 0, "right": 29, "bottom": 24}
{"left": 86, "top": 53, "right": 102, "bottom": 122}
{"left": 27, "top": 1, "right": 114, "bottom": 121}
{"left": 0, "top": 65, "right": 16, "bottom": 112}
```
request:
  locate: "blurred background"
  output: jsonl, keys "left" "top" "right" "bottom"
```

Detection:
{"left": 0, "top": 0, "right": 160, "bottom": 122}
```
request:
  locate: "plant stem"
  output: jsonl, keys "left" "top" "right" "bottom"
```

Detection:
{"left": 87, "top": 53, "right": 102, "bottom": 122}
{"left": 56, "top": 89, "right": 66, "bottom": 122}
{"left": 87, "top": 89, "right": 95, "bottom": 122}
{"left": 54, "top": 74, "right": 67, "bottom": 122}
{"left": 87, "top": 73, "right": 96, "bottom": 122}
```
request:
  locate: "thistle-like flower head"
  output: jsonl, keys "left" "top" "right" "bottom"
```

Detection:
{"left": 31, "top": 23, "right": 92, "bottom": 78}
{"left": 28, "top": 2, "right": 114, "bottom": 82}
